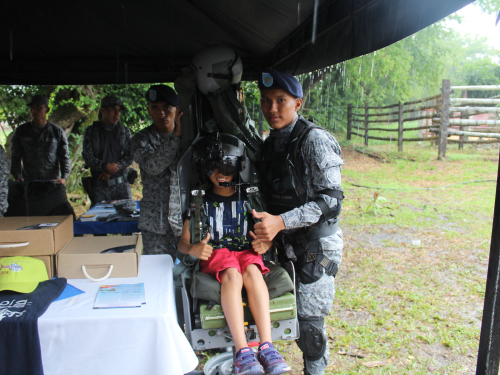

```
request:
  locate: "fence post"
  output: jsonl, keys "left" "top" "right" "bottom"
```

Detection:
{"left": 398, "top": 102, "right": 404, "bottom": 152}
{"left": 459, "top": 89, "right": 467, "bottom": 150}
{"left": 364, "top": 101, "right": 369, "bottom": 146}
{"left": 347, "top": 104, "right": 352, "bottom": 140}
{"left": 438, "top": 79, "right": 451, "bottom": 160}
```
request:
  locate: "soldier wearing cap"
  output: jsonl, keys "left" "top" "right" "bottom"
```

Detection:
{"left": 10, "top": 95, "right": 71, "bottom": 185}
{"left": 131, "top": 85, "right": 183, "bottom": 256}
{"left": 0, "top": 145, "right": 9, "bottom": 217}
{"left": 253, "top": 68, "right": 344, "bottom": 375}
{"left": 82, "top": 96, "right": 134, "bottom": 204}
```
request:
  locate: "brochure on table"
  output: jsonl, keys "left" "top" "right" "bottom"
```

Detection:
{"left": 93, "top": 283, "right": 146, "bottom": 309}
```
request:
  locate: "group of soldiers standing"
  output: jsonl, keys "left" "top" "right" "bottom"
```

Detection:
{"left": 0, "top": 84, "right": 182, "bottom": 255}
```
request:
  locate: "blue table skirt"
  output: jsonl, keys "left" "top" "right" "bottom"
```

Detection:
{"left": 74, "top": 201, "right": 140, "bottom": 235}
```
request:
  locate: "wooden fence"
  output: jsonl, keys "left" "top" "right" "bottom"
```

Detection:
{"left": 347, "top": 95, "right": 441, "bottom": 152}
{"left": 435, "top": 80, "right": 500, "bottom": 160}
{"left": 347, "top": 80, "right": 500, "bottom": 159}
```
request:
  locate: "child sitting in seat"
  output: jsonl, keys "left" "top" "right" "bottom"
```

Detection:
{"left": 177, "top": 158, "right": 291, "bottom": 375}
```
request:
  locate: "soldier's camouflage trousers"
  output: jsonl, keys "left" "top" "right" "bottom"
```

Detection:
{"left": 297, "top": 271, "right": 336, "bottom": 375}
{"left": 93, "top": 183, "right": 132, "bottom": 204}
{"left": 141, "top": 229, "right": 179, "bottom": 257}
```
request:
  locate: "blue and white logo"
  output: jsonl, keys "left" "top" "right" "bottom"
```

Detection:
{"left": 262, "top": 73, "right": 273, "bottom": 87}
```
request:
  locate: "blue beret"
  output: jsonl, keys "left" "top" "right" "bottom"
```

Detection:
{"left": 258, "top": 68, "right": 303, "bottom": 99}
{"left": 145, "top": 84, "right": 179, "bottom": 106}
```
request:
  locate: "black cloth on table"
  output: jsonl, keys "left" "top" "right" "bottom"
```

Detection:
{"left": 0, "top": 278, "right": 67, "bottom": 375}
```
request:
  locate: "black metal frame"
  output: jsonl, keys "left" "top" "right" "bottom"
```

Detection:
{"left": 476, "top": 153, "right": 500, "bottom": 374}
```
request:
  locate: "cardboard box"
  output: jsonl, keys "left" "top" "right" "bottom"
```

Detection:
{"left": 0, "top": 216, "right": 73, "bottom": 256}
{"left": 0, "top": 255, "right": 56, "bottom": 279}
{"left": 57, "top": 235, "right": 142, "bottom": 280}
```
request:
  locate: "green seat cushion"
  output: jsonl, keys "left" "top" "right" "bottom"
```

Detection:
{"left": 190, "top": 262, "right": 294, "bottom": 305}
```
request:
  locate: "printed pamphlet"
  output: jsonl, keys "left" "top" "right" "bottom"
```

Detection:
{"left": 93, "top": 283, "right": 145, "bottom": 309}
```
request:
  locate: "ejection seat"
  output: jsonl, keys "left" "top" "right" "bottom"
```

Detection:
{"left": 174, "top": 250, "right": 299, "bottom": 375}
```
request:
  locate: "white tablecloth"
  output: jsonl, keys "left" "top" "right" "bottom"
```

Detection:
{"left": 39, "top": 255, "right": 198, "bottom": 375}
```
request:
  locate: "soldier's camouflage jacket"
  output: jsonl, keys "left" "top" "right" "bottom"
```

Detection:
{"left": 0, "top": 145, "right": 9, "bottom": 217}
{"left": 10, "top": 121, "right": 71, "bottom": 181}
{"left": 82, "top": 121, "right": 133, "bottom": 178}
{"left": 269, "top": 117, "right": 344, "bottom": 265}
{"left": 131, "top": 124, "right": 182, "bottom": 237}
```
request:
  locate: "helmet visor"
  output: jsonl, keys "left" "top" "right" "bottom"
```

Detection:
{"left": 206, "top": 156, "right": 239, "bottom": 176}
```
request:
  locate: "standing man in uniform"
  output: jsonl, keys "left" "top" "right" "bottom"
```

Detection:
{"left": 131, "top": 85, "right": 183, "bottom": 255}
{"left": 0, "top": 144, "right": 9, "bottom": 217}
{"left": 253, "top": 69, "right": 344, "bottom": 375}
{"left": 10, "top": 95, "right": 71, "bottom": 185}
{"left": 10, "top": 95, "right": 74, "bottom": 217}
{"left": 82, "top": 96, "right": 133, "bottom": 205}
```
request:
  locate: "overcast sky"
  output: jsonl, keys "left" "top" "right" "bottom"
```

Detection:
{"left": 451, "top": 3, "right": 500, "bottom": 50}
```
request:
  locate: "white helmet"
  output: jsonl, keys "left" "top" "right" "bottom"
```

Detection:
{"left": 191, "top": 45, "right": 243, "bottom": 95}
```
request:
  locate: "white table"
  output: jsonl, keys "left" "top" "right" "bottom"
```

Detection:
{"left": 39, "top": 255, "right": 198, "bottom": 375}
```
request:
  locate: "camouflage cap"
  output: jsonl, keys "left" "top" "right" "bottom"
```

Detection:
{"left": 27, "top": 95, "right": 49, "bottom": 107}
{"left": 101, "top": 96, "right": 126, "bottom": 110}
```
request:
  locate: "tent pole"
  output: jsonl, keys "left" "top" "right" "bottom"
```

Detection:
{"left": 476, "top": 152, "right": 500, "bottom": 374}
{"left": 259, "top": 106, "right": 263, "bottom": 137}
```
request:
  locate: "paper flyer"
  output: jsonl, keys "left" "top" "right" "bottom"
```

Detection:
{"left": 93, "top": 283, "right": 145, "bottom": 309}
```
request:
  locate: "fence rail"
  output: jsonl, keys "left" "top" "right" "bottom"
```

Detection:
{"left": 347, "top": 80, "right": 500, "bottom": 158}
{"left": 347, "top": 94, "right": 440, "bottom": 151}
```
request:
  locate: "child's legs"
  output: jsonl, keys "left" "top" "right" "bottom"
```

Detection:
{"left": 242, "top": 264, "right": 272, "bottom": 344}
{"left": 220, "top": 267, "right": 247, "bottom": 351}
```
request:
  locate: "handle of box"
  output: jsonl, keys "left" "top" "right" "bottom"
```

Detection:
{"left": 0, "top": 242, "right": 30, "bottom": 248}
{"left": 81, "top": 265, "right": 114, "bottom": 282}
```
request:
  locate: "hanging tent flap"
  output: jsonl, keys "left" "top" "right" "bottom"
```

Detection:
{"left": 0, "top": 0, "right": 473, "bottom": 85}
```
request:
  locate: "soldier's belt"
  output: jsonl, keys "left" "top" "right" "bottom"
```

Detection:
{"left": 93, "top": 176, "right": 125, "bottom": 188}
{"left": 277, "top": 219, "right": 338, "bottom": 253}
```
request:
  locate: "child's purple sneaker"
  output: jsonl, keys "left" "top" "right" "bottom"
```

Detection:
{"left": 257, "top": 342, "right": 291, "bottom": 375}
{"left": 234, "top": 347, "right": 265, "bottom": 375}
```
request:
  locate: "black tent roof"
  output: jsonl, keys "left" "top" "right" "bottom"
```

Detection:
{"left": 0, "top": 0, "right": 473, "bottom": 85}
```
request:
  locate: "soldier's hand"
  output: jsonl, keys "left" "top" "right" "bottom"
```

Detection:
{"left": 53, "top": 178, "right": 67, "bottom": 185}
{"left": 174, "top": 111, "right": 184, "bottom": 138}
{"left": 106, "top": 163, "right": 120, "bottom": 175}
{"left": 98, "top": 171, "right": 111, "bottom": 180}
{"left": 249, "top": 231, "right": 272, "bottom": 255}
{"left": 190, "top": 233, "right": 213, "bottom": 261}
{"left": 16, "top": 178, "right": 24, "bottom": 182}
{"left": 252, "top": 209, "right": 286, "bottom": 242}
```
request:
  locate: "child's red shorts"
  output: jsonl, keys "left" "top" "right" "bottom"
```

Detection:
{"left": 200, "top": 248, "right": 269, "bottom": 283}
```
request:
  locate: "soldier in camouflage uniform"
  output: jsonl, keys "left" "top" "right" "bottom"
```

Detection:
{"left": 82, "top": 96, "right": 133, "bottom": 205}
{"left": 131, "top": 85, "right": 183, "bottom": 256}
{"left": 10, "top": 95, "right": 71, "bottom": 184}
{"left": 0, "top": 145, "right": 9, "bottom": 217}
{"left": 253, "top": 69, "right": 343, "bottom": 375}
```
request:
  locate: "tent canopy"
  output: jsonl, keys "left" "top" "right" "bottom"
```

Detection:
{"left": 0, "top": 0, "right": 473, "bottom": 85}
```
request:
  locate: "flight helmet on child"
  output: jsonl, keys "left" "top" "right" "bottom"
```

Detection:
{"left": 192, "top": 132, "right": 252, "bottom": 185}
